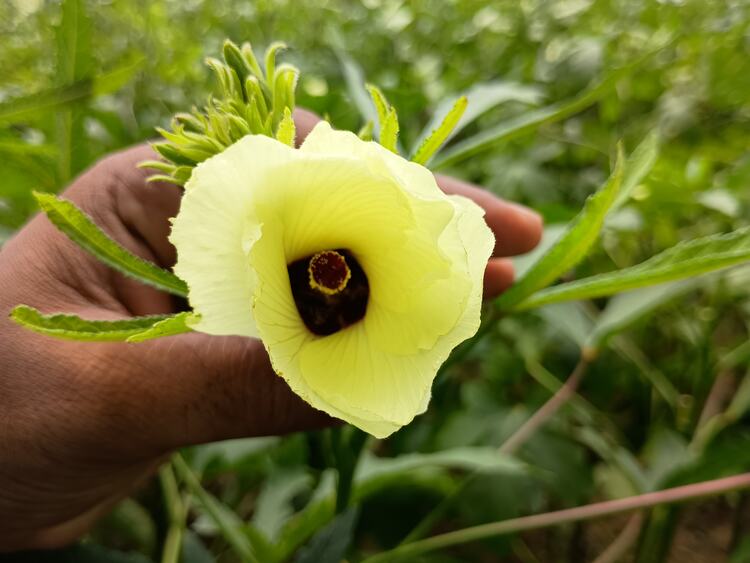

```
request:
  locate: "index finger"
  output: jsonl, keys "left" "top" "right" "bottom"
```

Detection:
{"left": 436, "top": 174, "right": 543, "bottom": 257}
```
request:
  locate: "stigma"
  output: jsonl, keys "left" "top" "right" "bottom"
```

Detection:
{"left": 308, "top": 250, "right": 352, "bottom": 295}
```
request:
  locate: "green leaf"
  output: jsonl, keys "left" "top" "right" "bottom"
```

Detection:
{"left": 34, "top": 192, "right": 188, "bottom": 297}
{"left": 411, "top": 96, "right": 467, "bottom": 165}
{"left": 496, "top": 144, "right": 626, "bottom": 312}
{"left": 171, "top": 455, "right": 260, "bottom": 563}
{"left": 412, "top": 81, "right": 543, "bottom": 153}
{"left": 431, "top": 55, "right": 654, "bottom": 169}
{"left": 252, "top": 469, "right": 314, "bottom": 542}
{"left": 181, "top": 531, "right": 215, "bottom": 563}
{"left": 611, "top": 131, "right": 660, "bottom": 211}
{"left": 294, "top": 507, "right": 359, "bottom": 563}
{"left": 365, "top": 84, "right": 400, "bottom": 152}
{"left": 10, "top": 305, "right": 175, "bottom": 342}
{"left": 55, "top": 0, "right": 92, "bottom": 181}
{"left": 0, "top": 57, "right": 144, "bottom": 124}
{"left": 519, "top": 228, "right": 750, "bottom": 310}
{"left": 586, "top": 280, "right": 699, "bottom": 347}
{"left": 276, "top": 107, "right": 296, "bottom": 147}
{"left": 126, "top": 312, "right": 196, "bottom": 342}
{"left": 379, "top": 107, "right": 400, "bottom": 153}
{"left": 355, "top": 448, "right": 526, "bottom": 485}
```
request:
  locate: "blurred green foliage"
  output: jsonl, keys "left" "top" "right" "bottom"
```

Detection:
{"left": 2, "top": 0, "right": 750, "bottom": 561}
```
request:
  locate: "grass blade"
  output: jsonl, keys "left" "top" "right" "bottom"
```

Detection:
{"left": 34, "top": 192, "right": 188, "bottom": 297}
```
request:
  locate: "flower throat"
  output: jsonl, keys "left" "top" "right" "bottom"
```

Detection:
{"left": 288, "top": 249, "right": 369, "bottom": 336}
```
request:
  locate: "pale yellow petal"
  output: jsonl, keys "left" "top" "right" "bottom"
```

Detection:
{"left": 171, "top": 135, "right": 299, "bottom": 337}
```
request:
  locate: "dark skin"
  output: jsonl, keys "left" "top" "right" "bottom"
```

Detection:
{"left": 0, "top": 110, "right": 542, "bottom": 551}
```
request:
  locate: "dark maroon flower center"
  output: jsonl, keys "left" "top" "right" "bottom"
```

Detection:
{"left": 288, "top": 249, "right": 369, "bottom": 336}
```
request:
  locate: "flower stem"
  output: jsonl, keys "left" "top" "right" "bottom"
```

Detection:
{"left": 362, "top": 472, "right": 750, "bottom": 563}
{"left": 499, "top": 350, "right": 594, "bottom": 455}
{"left": 159, "top": 464, "right": 185, "bottom": 563}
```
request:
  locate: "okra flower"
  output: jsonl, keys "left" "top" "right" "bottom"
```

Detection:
{"left": 170, "top": 122, "right": 494, "bottom": 438}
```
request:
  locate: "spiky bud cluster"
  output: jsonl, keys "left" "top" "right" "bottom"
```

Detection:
{"left": 140, "top": 40, "right": 299, "bottom": 185}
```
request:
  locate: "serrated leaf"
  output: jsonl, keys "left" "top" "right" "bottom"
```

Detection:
{"left": 411, "top": 96, "right": 467, "bottom": 165}
{"left": 294, "top": 507, "right": 359, "bottom": 563}
{"left": 126, "top": 312, "right": 196, "bottom": 342}
{"left": 365, "top": 84, "right": 390, "bottom": 135}
{"left": 496, "top": 145, "right": 626, "bottom": 312}
{"left": 431, "top": 53, "right": 656, "bottom": 169}
{"left": 10, "top": 305, "right": 174, "bottom": 342}
{"left": 412, "top": 81, "right": 543, "bottom": 153}
{"left": 276, "top": 107, "right": 296, "bottom": 146}
{"left": 34, "top": 192, "right": 188, "bottom": 297}
{"left": 365, "top": 84, "right": 400, "bottom": 151}
{"left": 379, "top": 107, "right": 399, "bottom": 153}
{"left": 520, "top": 228, "right": 750, "bottom": 310}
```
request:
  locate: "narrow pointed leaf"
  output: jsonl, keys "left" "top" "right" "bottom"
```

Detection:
{"left": 127, "top": 312, "right": 197, "bottom": 342}
{"left": 34, "top": 192, "right": 188, "bottom": 297}
{"left": 365, "top": 83, "right": 390, "bottom": 136}
{"left": 412, "top": 81, "right": 543, "bottom": 152}
{"left": 496, "top": 145, "right": 626, "bottom": 312}
{"left": 379, "top": 107, "right": 400, "bottom": 153}
{"left": 411, "top": 96, "right": 467, "bottom": 165}
{"left": 276, "top": 107, "right": 296, "bottom": 146}
{"left": 611, "top": 131, "right": 660, "bottom": 210}
{"left": 10, "top": 306, "right": 174, "bottom": 342}
{"left": 519, "top": 228, "right": 750, "bottom": 310}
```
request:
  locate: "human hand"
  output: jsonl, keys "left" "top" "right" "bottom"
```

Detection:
{"left": 0, "top": 109, "right": 542, "bottom": 550}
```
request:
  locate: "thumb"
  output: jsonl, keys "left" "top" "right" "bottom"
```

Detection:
{"left": 107, "top": 332, "right": 333, "bottom": 455}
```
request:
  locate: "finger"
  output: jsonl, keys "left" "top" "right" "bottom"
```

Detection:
{"left": 293, "top": 108, "right": 321, "bottom": 146}
{"left": 484, "top": 258, "right": 515, "bottom": 299}
{"left": 435, "top": 174, "right": 543, "bottom": 257}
